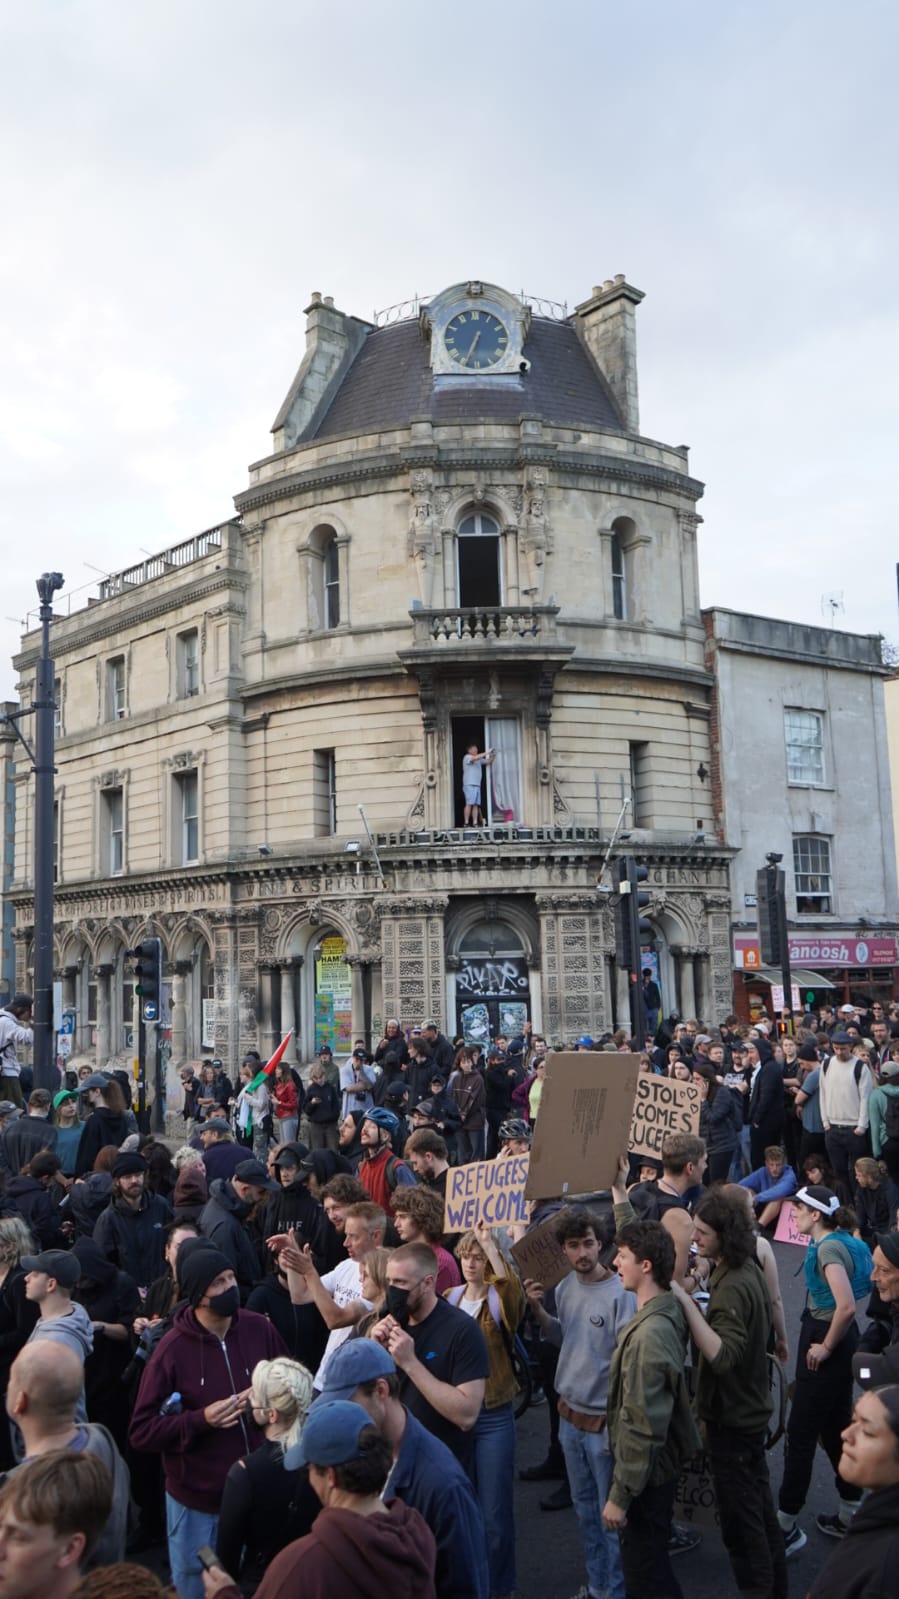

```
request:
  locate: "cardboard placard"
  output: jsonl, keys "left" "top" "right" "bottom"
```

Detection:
{"left": 443, "top": 1155, "right": 530, "bottom": 1233}
{"left": 628, "top": 1076, "right": 701, "bottom": 1159}
{"left": 525, "top": 1051, "right": 640, "bottom": 1200}
{"left": 510, "top": 1214, "right": 573, "bottom": 1290}
{"left": 774, "top": 1199, "right": 806, "bottom": 1247}
{"left": 674, "top": 1453, "right": 720, "bottom": 1530}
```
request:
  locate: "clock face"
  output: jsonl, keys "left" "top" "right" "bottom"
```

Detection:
{"left": 444, "top": 308, "right": 509, "bottom": 370}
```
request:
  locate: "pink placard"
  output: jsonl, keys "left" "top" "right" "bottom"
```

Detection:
{"left": 774, "top": 1203, "right": 806, "bottom": 1247}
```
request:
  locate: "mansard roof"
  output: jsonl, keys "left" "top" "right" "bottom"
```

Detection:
{"left": 309, "top": 316, "right": 623, "bottom": 440}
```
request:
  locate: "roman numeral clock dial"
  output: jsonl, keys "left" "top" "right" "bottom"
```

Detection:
{"left": 444, "top": 308, "right": 509, "bottom": 369}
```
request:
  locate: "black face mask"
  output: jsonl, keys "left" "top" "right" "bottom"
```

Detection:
{"left": 385, "top": 1285, "right": 413, "bottom": 1325}
{"left": 206, "top": 1286, "right": 240, "bottom": 1318}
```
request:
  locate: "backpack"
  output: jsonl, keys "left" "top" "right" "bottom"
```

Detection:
{"left": 803, "top": 1229, "right": 873, "bottom": 1311}
{"left": 821, "top": 1056, "right": 864, "bottom": 1087}
{"left": 883, "top": 1091, "right": 899, "bottom": 1141}
{"left": 384, "top": 1153, "right": 407, "bottom": 1193}
{"left": 447, "top": 1282, "right": 532, "bottom": 1415}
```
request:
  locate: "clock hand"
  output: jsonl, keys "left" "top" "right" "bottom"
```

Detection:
{"left": 465, "top": 330, "right": 481, "bottom": 363}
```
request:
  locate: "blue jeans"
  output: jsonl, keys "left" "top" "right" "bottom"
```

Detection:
{"left": 472, "top": 1402, "right": 516, "bottom": 1595}
{"left": 166, "top": 1493, "right": 218, "bottom": 1599}
{"left": 560, "top": 1416, "right": 624, "bottom": 1599}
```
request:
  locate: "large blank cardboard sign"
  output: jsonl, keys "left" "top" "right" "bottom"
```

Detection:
{"left": 510, "top": 1214, "right": 572, "bottom": 1290}
{"left": 443, "top": 1155, "right": 530, "bottom": 1232}
{"left": 525, "top": 1051, "right": 640, "bottom": 1200}
{"left": 628, "top": 1076, "right": 701, "bottom": 1160}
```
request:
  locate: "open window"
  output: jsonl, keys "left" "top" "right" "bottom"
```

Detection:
{"left": 451, "top": 715, "right": 521, "bottom": 824}
{"left": 456, "top": 512, "right": 501, "bottom": 607}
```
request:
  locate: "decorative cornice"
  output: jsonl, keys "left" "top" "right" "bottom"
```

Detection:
{"left": 235, "top": 443, "right": 704, "bottom": 517}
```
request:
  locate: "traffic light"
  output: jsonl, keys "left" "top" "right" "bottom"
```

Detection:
{"left": 615, "top": 856, "right": 634, "bottom": 968}
{"left": 615, "top": 857, "right": 652, "bottom": 968}
{"left": 756, "top": 865, "right": 784, "bottom": 966}
{"left": 127, "top": 937, "right": 162, "bottom": 1018}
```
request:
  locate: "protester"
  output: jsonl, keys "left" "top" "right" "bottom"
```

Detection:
{"left": 739, "top": 1144, "right": 798, "bottom": 1228}
{"left": 0, "top": 1218, "right": 39, "bottom": 1470}
{"left": 391, "top": 1187, "right": 460, "bottom": 1295}
{"left": 91, "top": 1154, "right": 171, "bottom": 1290}
{"left": 199, "top": 1160, "right": 279, "bottom": 1301}
{"left": 128, "top": 1242, "right": 287, "bottom": 1599}
{"left": 357, "top": 1109, "right": 415, "bottom": 1215}
{"left": 74, "top": 1081, "right": 130, "bottom": 1179}
{"left": 523, "top": 1204, "right": 636, "bottom": 1599}
{"left": 446, "top": 1222, "right": 524, "bottom": 1597}
{"left": 671, "top": 1185, "right": 787, "bottom": 1599}
{"left": 777, "top": 1184, "right": 869, "bottom": 1553}
{"left": 807, "top": 1383, "right": 899, "bottom": 1599}
{"left": 0, "top": 1451, "right": 112, "bottom": 1599}
{"left": 602, "top": 1217, "right": 700, "bottom": 1599}
{"left": 215, "top": 1357, "right": 318, "bottom": 1584}
{"left": 312, "top": 1339, "right": 489, "bottom": 1599}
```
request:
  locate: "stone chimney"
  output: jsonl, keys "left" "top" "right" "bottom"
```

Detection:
{"left": 574, "top": 275, "right": 645, "bottom": 434}
{"left": 271, "top": 294, "right": 371, "bottom": 451}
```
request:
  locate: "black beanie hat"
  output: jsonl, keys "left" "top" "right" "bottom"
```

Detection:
{"left": 177, "top": 1238, "right": 231, "bottom": 1306}
{"left": 798, "top": 1041, "right": 819, "bottom": 1062}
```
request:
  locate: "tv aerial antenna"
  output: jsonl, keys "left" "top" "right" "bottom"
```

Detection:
{"left": 820, "top": 591, "right": 844, "bottom": 625}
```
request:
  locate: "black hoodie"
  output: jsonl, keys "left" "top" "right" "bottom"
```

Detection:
{"left": 808, "top": 1480, "right": 899, "bottom": 1599}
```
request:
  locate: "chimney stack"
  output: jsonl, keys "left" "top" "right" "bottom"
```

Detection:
{"left": 574, "top": 275, "right": 645, "bottom": 433}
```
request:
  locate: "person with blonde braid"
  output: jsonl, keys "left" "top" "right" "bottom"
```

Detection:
{"left": 215, "top": 1357, "right": 319, "bottom": 1584}
{"left": 0, "top": 1216, "right": 38, "bottom": 1468}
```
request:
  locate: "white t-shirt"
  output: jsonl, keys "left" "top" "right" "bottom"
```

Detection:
{"left": 313, "top": 1258, "right": 372, "bottom": 1389}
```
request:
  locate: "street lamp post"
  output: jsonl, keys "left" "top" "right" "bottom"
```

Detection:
{"left": 32, "top": 573, "right": 64, "bottom": 1089}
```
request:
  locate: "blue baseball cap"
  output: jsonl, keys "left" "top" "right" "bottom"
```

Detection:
{"left": 316, "top": 1338, "right": 395, "bottom": 1403}
{"left": 284, "top": 1400, "right": 374, "bottom": 1471}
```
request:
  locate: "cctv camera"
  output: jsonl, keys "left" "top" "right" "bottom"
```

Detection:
{"left": 519, "top": 359, "right": 531, "bottom": 374}
{"left": 258, "top": 843, "right": 273, "bottom": 856}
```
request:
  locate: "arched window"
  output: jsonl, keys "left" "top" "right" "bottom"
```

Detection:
{"left": 305, "top": 525, "right": 342, "bottom": 632}
{"left": 610, "top": 532, "right": 626, "bottom": 620}
{"left": 457, "top": 511, "right": 501, "bottom": 607}
{"left": 324, "top": 536, "right": 340, "bottom": 628}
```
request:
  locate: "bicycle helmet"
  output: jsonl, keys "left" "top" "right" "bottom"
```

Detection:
{"left": 362, "top": 1106, "right": 400, "bottom": 1135}
{"left": 497, "top": 1117, "right": 532, "bottom": 1145}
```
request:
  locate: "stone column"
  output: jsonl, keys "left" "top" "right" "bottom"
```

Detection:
{"left": 95, "top": 964, "right": 114, "bottom": 1066}
{"left": 536, "top": 894, "right": 608, "bottom": 1041}
{"left": 672, "top": 947, "right": 697, "bottom": 1022}
{"left": 379, "top": 897, "right": 448, "bottom": 1029}
{"left": 615, "top": 962, "right": 631, "bottom": 1031}
{"left": 279, "top": 961, "right": 299, "bottom": 1061}
{"left": 171, "top": 960, "right": 192, "bottom": 1067}
{"left": 694, "top": 950, "right": 711, "bottom": 1026}
{"left": 258, "top": 965, "right": 279, "bottom": 1060}
{"left": 62, "top": 965, "right": 78, "bottom": 1012}
{"left": 501, "top": 524, "right": 520, "bottom": 606}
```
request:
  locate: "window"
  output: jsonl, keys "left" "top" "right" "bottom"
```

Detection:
{"left": 107, "top": 657, "right": 126, "bottom": 720}
{"left": 101, "top": 788, "right": 124, "bottom": 876}
{"left": 178, "top": 771, "right": 199, "bottom": 863}
{"left": 629, "top": 741, "right": 650, "bottom": 826}
{"left": 457, "top": 512, "right": 501, "bottom": 608}
{"left": 784, "top": 709, "right": 825, "bottom": 786}
{"left": 324, "top": 539, "right": 340, "bottom": 629}
{"left": 53, "top": 678, "right": 62, "bottom": 738}
{"left": 312, "top": 749, "right": 337, "bottom": 836}
{"left": 793, "top": 835, "right": 832, "bottom": 914}
{"left": 451, "top": 716, "right": 521, "bottom": 825}
{"left": 610, "top": 533, "right": 626, "bottom": 620}
{"left": 178, "top": 630, "right": 200, "bottom": 698}
{"left": 53, "top": 801, "right": 60, "bottom": 883}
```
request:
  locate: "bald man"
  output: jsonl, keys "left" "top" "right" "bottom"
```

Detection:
{"left": 5, "top": 1343, "right": 130, "bottom": 1567}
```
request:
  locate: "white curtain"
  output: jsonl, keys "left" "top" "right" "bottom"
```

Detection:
{"left": 486, "top": 718, "right": 521, "bottom": 821}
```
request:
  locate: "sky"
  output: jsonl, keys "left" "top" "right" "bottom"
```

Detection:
{"left": 1, "top": 0, "right": 897, "bottom": 699}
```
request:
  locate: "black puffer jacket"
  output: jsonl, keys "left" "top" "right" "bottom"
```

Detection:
{"left": 75, "top": 1108, "right": 131, "bottom": 1176}
{"left": 5, "top": 1175, "right": 65, "bottom": 1248}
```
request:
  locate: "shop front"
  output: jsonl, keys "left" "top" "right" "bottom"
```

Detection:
{"left": 733, "top": 931, "right": 899, "bottom": 1021}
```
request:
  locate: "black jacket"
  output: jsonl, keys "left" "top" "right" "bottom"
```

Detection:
{"left": 808, "top": 1481, "right": 899, "bottom": 1599}
{"left": 260, "top": 1176, "right": 341, "bottom": 1275}
{"left": 75, "top": 1109, "right": 131, "bottom": 1177}
{"left": 93, "top": 1189, "right": 173, "bottom": 1287}
{"left": 0, "top": 1117, "right": 58, "bottom": 1175}
{"left": 748, "top": 1045, "right": 784, "bottom": 1129}
{"left": 303, "top": 1081, "right": 340, "bottom": 1126}
{"left": 200, "top": 1180, "right": 263, "bottom": 1299}
{"left": 428, "top": 1033, "right": 455, "bottom": 1074}
{"left": 5, "top": 1175, "right": 65, "bottom": 1249}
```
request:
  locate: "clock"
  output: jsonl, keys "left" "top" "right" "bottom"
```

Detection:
{"left": 443, "top": 308, "right": 509, "bottom": 370}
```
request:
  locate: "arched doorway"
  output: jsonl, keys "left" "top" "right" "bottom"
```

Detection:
{"left": 310, "top": 930, "right": 353, "bottom": 1055}
{"left": 455, "top": 921, "right": 531, "bottom": 1047}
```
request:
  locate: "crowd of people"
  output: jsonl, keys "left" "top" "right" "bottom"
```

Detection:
{"left": 0, "top": 992, "right": 898, "bottom": 1599}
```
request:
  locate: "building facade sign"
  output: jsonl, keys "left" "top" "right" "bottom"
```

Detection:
{"left": 734, "top": 932, "right": 898, "bottom": 970}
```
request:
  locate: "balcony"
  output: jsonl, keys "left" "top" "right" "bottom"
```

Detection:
{"left": 400, "top": 605, "right": 573, "bottom": 670}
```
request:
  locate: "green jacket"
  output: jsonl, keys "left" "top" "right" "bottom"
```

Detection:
{"left": 607, "top": 1292, "right": 701, "bottom": 1509}
{"left": 693, "top": 1257, "right": 773, "bottom": 1435}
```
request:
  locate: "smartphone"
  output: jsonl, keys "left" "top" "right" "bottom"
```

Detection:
{"left": 197, "top": 1545, "right": 223, "bottom": 1572}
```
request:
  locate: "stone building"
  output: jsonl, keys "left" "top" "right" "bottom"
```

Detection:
{"left": 10, "top": 275, "right": 736, "bottom": 1082}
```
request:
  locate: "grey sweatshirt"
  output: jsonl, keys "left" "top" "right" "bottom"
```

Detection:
{"left": 542, "top": 1272, "right": 636, "bottom": 1414}
{"left": 27, "top": 1303, "right": 94, "bottom": 1422}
